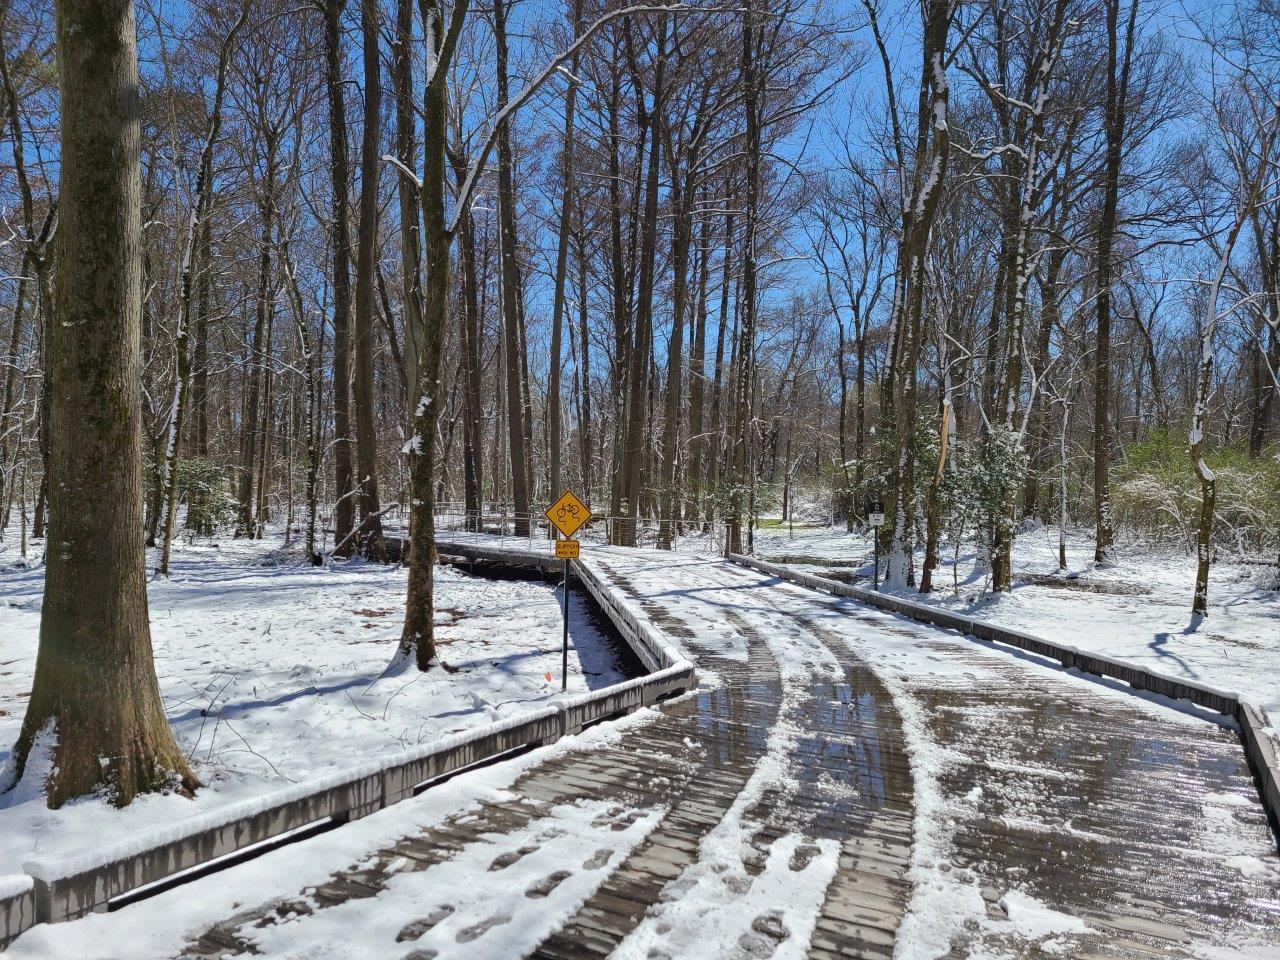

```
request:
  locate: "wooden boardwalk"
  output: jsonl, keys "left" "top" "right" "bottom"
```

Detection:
{"left": 164, "top": 544, "right": 1278, "bottom": 959}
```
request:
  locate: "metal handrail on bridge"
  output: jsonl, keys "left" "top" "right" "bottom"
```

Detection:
{"left": 432, "top": 505, "right": 729, "bottom": 557}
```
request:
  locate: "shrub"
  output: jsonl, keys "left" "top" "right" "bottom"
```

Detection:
{"left": 180, "top": 457, "right": 237, "bottom": 536}
{"left": 1113, "top": 428, "right": 1280, "bottom": 553}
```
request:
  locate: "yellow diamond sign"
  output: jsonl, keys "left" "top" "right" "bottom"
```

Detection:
{"left": 546, "top": 490, "right": 591, "bottom": 539}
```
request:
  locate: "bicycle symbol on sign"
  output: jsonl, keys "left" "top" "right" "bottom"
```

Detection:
{"left": 546, "top": 491, "right": 590, "bottom": 538}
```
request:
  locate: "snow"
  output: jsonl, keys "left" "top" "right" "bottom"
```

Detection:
{"left": 0, "top": 873, "right": 32, "bottom": 900}
{"left": 0, "top": 535, "right": 632, "bottom": 878}
{"left": 995, "top": 890, "right": 1094, "bottom": 942}
{"left": 3, "top": 707, "right": 663, "bottom": 960}
{"left": 696, "top": 555, "right": 1273, "bottom": 959}
{"left": 3, "top": 532, "right": 1276, "bottom": 958}
{"left": 248, "top": 800, "right": 664, "bottom": 959}
{"left": 752, "top": 523, "right": 1280, "bottom": 747}
{"left": 582, "top": 551, "right": 845, "bottom": 960}
{"left": 0, "top": 719, "right": 54, "bottom": 803}
{"left": 613, "top": 656, "right": 839, "bottom": 960}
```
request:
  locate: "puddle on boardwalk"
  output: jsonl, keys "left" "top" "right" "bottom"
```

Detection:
{"left": 914, "top": 648, "right": 1280, "bottom": 958}
{"left": 730, "top": 572, "right": 1279, "bottom": 959}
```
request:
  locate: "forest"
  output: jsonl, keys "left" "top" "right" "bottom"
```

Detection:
{"left": 0, "top": 0, "right": 1278, "bottom": 812}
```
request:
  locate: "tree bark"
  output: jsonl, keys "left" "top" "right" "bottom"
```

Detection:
{"left": 727, "top": 6, "right": 758, "bottom": 556}
{"left": 353, "top": 0, "right": 387, "bottom": 560}
{"left": 237, "top": 143, "right": 275, "bottom": 538}
{"left": 623, "top": 20, "right": 668, "bottom": 547}
{"left": 399, "top": 0, "right": 469, "bottom": 669}
{"left": 547, "top": 0, "right": 582, "bottom": 509}
{"left": 1093, "top": 0, "right": 1138, "bottom": 564}
{"left": 492, "top": 0, "right": 531, "bottom": 535}
{"left": 159, "top": 2, "right": 246, "bottom": 574}
{"left": 7, "top": 0, "right": 197, "bottom": 808}
{"left": 325, "top": 0, "right": 356, "bottom": 557}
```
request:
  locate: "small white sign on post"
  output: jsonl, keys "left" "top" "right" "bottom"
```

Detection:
{"left": 866, "top": 500, "right": 885, "bottom": 590}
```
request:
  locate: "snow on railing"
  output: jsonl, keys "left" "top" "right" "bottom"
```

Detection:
{"left": 432, "top": 505, "right": 728, "bottom": 558}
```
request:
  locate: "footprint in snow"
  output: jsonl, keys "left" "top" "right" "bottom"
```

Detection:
{"left": 455, "top": 912, "right": 511, "bottom": 943}
{"left": 591, "top": 805, "right": 626, "bottom": 827}
{"left": 582, "top": 848, "right": 613, "bottom": 870}
{"left": 396, "top": 905, "right": 455, "bottom": 942}
{"left": 254, "top": 899, "right": 313, "bottom": 928}
{"left": 525, "top": 870, "right": 573, "bottom": 898}
{"left": 789, "top": 843, "right": 821, "bottom": 871}
{"left": 738, "top": 910, "right": 790, "bottom": 957}
{"left": 488, "top": 845, "right": 538, "bottom": 870}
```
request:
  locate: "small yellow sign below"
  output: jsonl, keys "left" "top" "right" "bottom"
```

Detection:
{"left": 546, "top": 490, "right": 591, "bottom": 538}
{"left": 555, "top": 539, "right": 580, "bottom": 560}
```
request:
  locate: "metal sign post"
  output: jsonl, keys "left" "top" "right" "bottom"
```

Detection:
{"left": 546, "top": 493, "right": 590, "bottom": 692}
{"left": 553, "top": 538, "right": 580, "bottom": 691}
{"left": 867, "top": 500, "right": 885, "bottom": 590}
{"left": 561, "top": 555, "right": 569, "bottom": 691}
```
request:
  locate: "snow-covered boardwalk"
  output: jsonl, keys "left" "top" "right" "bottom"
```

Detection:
{"left": 16, "top": 542, "right": 1278, "bottom": 959}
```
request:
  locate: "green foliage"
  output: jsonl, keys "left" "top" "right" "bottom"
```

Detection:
{"left": 180, "top": 457, "right": 237, "bottom": 536}
{"left": 920, "top": 425, "right": 1028, "bottom": 549}
{"left": 1113, "top": 428, "right": 1280, "bottom": 551}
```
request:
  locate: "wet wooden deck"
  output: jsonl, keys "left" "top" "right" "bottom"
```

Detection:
{"left": 170, "top": 544, "right": 1277, "bottom": 959}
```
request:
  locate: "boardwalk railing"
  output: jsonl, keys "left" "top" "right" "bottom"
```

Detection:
{"left": 727, "top": 552, "right": 1280, "bottom": 851}
{"left": 0, "top": 547, "right": 695, "bottom": 949}
{"left": 433, "top": 505, "right": 728, "bottom": 557}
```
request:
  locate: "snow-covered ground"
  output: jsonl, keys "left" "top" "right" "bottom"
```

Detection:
{"left": 752, "top": 522, "right": 1280, "bottom": 740}
{"left": 0, "top": 536, "right": 630, "bottom": 877}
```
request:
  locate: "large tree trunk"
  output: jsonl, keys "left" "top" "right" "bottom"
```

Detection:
{"left": 606, "top": 59, "right": 629, "bottom": 529}
{"left": 399, "top": 0, "right": 461, "bottom": 670}
{"left": 353, "top": 0, "right": 387, "bottom": 560}
{"left": 1093, "top": 0, "right": 1138, "bottom": 564}
{"left": 686, "top": 214, "right": 709, "bottom": 524}
{"left": 727, "top": 7, "right": 758, "bottom": 556}
{"left": 6, "top": 0, "right": 197, "bottom": 808}
{"left": 658, "top": 157, "right": 695, "bottom": 547}
{"left": 456, "top": 195, "right": 484, "bottom": 526}
{"left": 707, "top": 212, "right": 734, "bottom": 528}
{"left": 283, "top": 243, "right": 323, "bottom": 565}
{"left": 237, "top": 149, "right": 275, "bottom": 538}
{"left": 623, "top": 21, "right": 668, "bottom": 547}
{"left": 882, "top": 0, "right": 953, "bottom": 587}
{"left": 576, "top": 220, "right": 593, "bottom": 498}
{"left": 492, "top": 0, "right": 531, "bottom": 535}
{"left": 395, "top": 0, "right": 424, "bottom": 408}
{"left": 192, "top": 216, "right": 212, "bottom": 461}
{"left": 325, "top": 0, "right": 356, "bottom": 557}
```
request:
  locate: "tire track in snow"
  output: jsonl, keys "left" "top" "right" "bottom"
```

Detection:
{"left": 741, "top": 569, "right": 1280, "bottom": 960}
{"left": 553, "top": 553, "right": 915, "bottom": 960}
